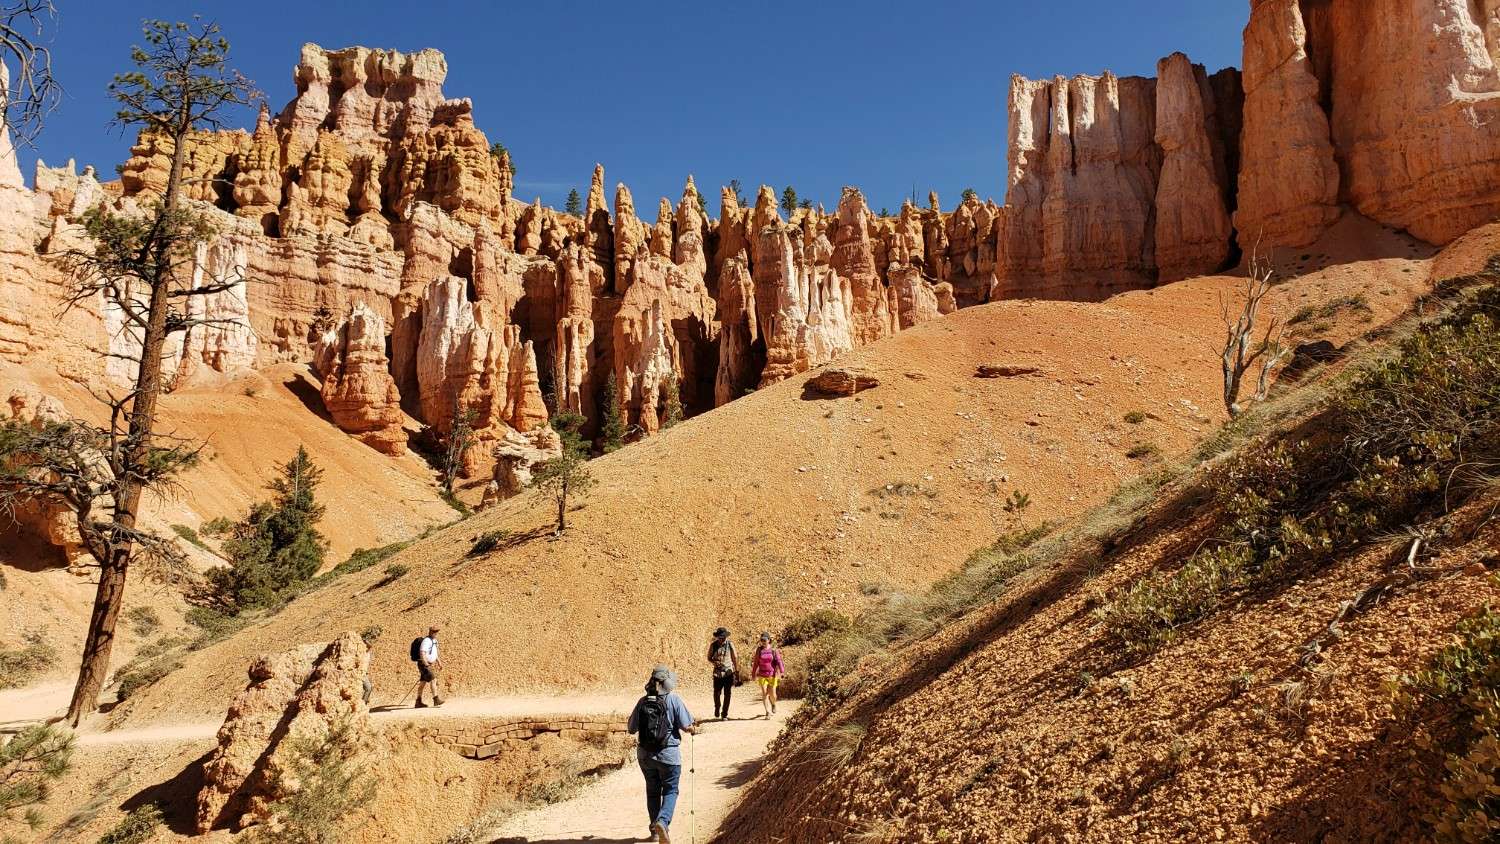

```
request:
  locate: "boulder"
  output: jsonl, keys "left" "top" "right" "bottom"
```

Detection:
{"left": 805, "top": 367, "right": 880, "bottom": 396}
{"left": 976, "top": 364, "right": 1043, "bottom": 378}
{"left": 196, "top": 633, "right": 370, "bottom": 833}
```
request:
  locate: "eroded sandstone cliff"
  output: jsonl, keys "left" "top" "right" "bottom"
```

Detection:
{"left": 7, "top": 4, "right": 1500, "bottom": 465}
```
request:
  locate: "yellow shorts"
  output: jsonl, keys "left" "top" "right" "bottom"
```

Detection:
{"left": 757, "top": 676, "right": 779, "bottom": 692}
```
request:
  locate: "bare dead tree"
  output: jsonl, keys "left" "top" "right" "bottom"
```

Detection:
{"left": 0, "top": 0, "right": 61, "bottom": 145}
{"left": 441, "top": 402, "right": 476, "bottom": 496}
{"left": 0, "top": 19, "right": 257, "bottom": 726}
{"left": 1220, "top": 250, "right": 1288, "bottom": 417}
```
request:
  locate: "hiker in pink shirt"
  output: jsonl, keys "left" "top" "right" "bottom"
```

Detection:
{"left": 751, "top": 631, "right": 785, "bottom": 718}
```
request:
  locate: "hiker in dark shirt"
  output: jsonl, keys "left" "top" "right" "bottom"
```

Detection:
{"left": 706, "top": 627, "right": 741, "bottom": 720}
{"left": 628, "top": 665, "right": 699, "bottom": 844}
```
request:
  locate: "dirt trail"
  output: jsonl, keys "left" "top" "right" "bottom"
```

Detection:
{"left": 60, "top": 691, "right": 645, "bottom": 747}
{"left": 491, "top": 702, "right": 796, "bottom": 844}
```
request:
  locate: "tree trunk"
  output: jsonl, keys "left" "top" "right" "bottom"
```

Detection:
{"left": 556, "top": 484, "right": 568, "bottom": 534}
{"left": 65, "top": 118, "right": 186, "bottom": 726}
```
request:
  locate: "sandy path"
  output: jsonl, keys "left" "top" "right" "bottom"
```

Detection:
{"left": 64, "top": 691, "right": 645, "bottom": 746}
{"left": 490, "top": 702, "right": 795, "bottom": 844}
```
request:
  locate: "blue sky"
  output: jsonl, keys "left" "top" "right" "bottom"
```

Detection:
{"left": 19, "top": 1, "right": 1246, "bottom": 214}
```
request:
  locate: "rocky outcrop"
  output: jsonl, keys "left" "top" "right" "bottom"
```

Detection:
{"left": 1234, "top": 0, "right": 1341, "bottom": 250}
{"left": 612, "top": 255, "right": 715, "bottom": 433}
{"left": 1322, "top": 0, "right": 1500, "bottom": 245}
{"left": 196, "top": 633, "right": 371, "bottom": 833}
{"left": 613, "top": 184, "right": 646, "bottom": 295}
{"left": 752, "top": 222, "right": 854, "bottom": 386}
{"left": 996, "top": 72, "right": 1162, "bottom": 300}
{"left": 415, "top": 275, "right": 547, "bottom": 476}
{"left": 714, "top": 253, "right": 759, "bottom": 407}
{"left": 118, "top": 43, "right": 500, "bottom": 251}
{"left": 315, "top": 303, "right": 407, "bottom": 454}
{"left": 830, "top": 188, "right": 893, "bottom": 346}
{"left": 889, "top": 264, "right": 941, "bottom": 330}
{"left": 0, "top": 62, "right": 20, "bottom": 188}
{"left": 1154, "top": 53, "right": 1234, "bottom": 281}
{"left": 486, "top": 426, "right": 562, "bottom": 505}
{"left": 103, "top": 223, "right": 259, "bottom": 388}
{"left": 805, "top": 367, "right": 879, "bottom": 396}
{"left": 1, "top": 388, "right": 97, "bottom": 568}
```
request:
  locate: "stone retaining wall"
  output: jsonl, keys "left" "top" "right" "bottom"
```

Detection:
{"left": 415, "top": 715, "right": 627, "bottom": 759}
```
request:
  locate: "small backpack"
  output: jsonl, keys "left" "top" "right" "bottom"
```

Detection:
{"left": 409, "top": 637, "right": 424, "bottom": 662}
{"left": 637, "top": 694, "right": 673, "bottom": 752}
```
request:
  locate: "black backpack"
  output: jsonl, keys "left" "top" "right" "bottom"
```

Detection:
{"left": 409, "top": 637, "right": 424, "bottom": 662}
{"left": 637, "top": 694, "right": 672, "bottom": 752}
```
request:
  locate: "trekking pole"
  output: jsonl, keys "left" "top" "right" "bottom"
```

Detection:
{"left": 396, "top": 681, "right": 419, "bottom": 708}
{"left": 691, "top": 730, "right": 698, "bottom": 844}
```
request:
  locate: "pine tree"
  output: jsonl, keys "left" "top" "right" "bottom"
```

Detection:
{"left": 961, "top": 187, "right": 978, "bottom": 202}
{"left": 600, "top": 373, "right": 626, "bottom": 453}
{"left": 531, "top": 411, "right": 595, "bottom": 534}
{"left": 209, "top": 447, "right": 328, "bottom": 610}
{"left": 662, "top": 377, "right": 684, "bottom": 429}
{"left": 35, "top": 18, "right": 258, "bottom": 725}
{"left": 781, "top": 186, "right": 798, "bottom": 216}
{"left": 0, "top": 724, "right": 73, "bottom": 833}
{"left": 565, "top": 188, "right": 581, "bottom": 215}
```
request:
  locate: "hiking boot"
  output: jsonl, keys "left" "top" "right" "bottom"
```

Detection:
{"left": 415, "top": 700, "right": 429, "bottom": 709}
{"left": 434, "top": 696, "right": 445, "bottom": 707}
{"left": 652, "top": 821, "right": 669, "bottom": 843}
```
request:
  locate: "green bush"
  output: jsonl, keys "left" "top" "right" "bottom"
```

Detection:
{"left": 185, "top": 606, "right": 249, "bottom": 650}
{"left": 1396, "top": 605, "right": 1500, "bottom": 843}
{"left": 1124, "top": 410, "right": 1147, "bottom": 425}
{"left": 170, "top": 523, "right": 209, "bottom": 551}
{"left": 125, "top": 606, "right": 160, "bottom": 638}
{"left": 374, "top": 563, "right": 408, "bottom": 588}
{"left": 0, "top": 633, "right": 56, "bottom": 689}
{"left": 96, "top": 803, "right": 163, "bottom": 844}
{"left": 1095, "top": 545, "right": 1254, "bottom": 655}
{"left": 1126, "top": 442, "right": 1160, "bottom": 460}
{"left": 114, "top": 656, "right": 183, "bottom": 701}
{"left": 468, "top": 530, "right": 508, "bottom": 557}
{"left": 318, "top": 542, "right": 409, "bottom": 584}
{"left": 1288, "top": 293, "right": 1371, "bottom": 326}
{"left": 780, "top": 609, "right": 852, "bottom": 647}
{"left": 800, "top": 628, "right": 881, "bottom": 708}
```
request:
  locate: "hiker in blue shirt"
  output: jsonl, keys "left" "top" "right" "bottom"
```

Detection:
{"left": 627, "top": 665, "right": 700, "bottom": 844}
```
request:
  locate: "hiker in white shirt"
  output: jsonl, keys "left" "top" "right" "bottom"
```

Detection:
{"left": 415, "top": 624, "right": 445, "bottom": 708}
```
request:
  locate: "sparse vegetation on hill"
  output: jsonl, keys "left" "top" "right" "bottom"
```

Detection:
{"left": 719, "top": 257, "right": 1500, "bottom": 843}
{"left": 1397, "top": 602, "right": 1500, "bottom": 843}
{"left": 1101, "top": 280, "right": 1500, "bottom": 656}
{"left": 0, "top": 633, "right": 55, "bottom": 689}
